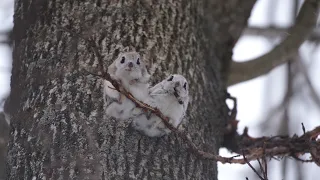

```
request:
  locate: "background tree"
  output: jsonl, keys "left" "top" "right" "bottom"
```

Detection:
{"left": 4, "top": 0, "right": 256, "bottom": 179}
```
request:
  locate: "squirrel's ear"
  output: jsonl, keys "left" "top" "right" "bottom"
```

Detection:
{"left": 123, "top": 47, "right": 130, "bottom": 52}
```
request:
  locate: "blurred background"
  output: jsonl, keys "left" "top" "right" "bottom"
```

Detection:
{"left": 0, "top": 0, "right": 319, "bottom": 179}
{"left": 220, "top": 0, "right": 320, "bottom": 179}
{"left": 0, "top": 0, "right": 13, "bottom": 179}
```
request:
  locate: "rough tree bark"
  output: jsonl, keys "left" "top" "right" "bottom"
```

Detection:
{"left": 0, "top": 113, "right": 9, "bottom": 180}
{"left": 5, "top": 0, "right": 255, "bottom": 179}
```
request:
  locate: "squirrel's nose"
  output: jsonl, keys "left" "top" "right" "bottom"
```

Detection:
{"left": 128, "top": 62, "right": 133, "bottom": 68}
{"left": 175, "top": 81, "right": 180, "bottom": 87}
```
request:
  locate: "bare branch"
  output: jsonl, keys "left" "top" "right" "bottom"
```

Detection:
{"left": 0, "top": 29, "right": 11, "bottom": 35}
{"left": 0, "top": 29, "right": 12, "bottom": 46}
{"left": 228, "top": 0, "right": 319, "bottom": 86}
{"left": 292, "top": 154, "right": 314, "bottom": 163}
{"left": 89, "top": 62, "right": 320, "bottom": 165}
{"left": 57, "top": 23, "right": 320, "bottom": 166}
{"left": 259, "top": 142, "right": 268, "bottom": 180}
{"left": 243, "top": 26, "right": 320, "bottom": 42}
{"left": 262, "top": 157, "right": 268, "bottom": 180}
{"left": 301, "top": 123, "right": 306, "bottom": 135}
{"left": 226, "top": 92, "right": 238, "bottom": 120}
{"left": 243, "top": 152, "right": 265, "bottom": 180}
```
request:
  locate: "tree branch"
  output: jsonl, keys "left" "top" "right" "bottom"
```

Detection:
{"left": 243, "top": 26, "right": 320, "bottom": 42}
{"left": 228, "top": 0, "right": 319, "bottom": 86}
{"left": 90, "top": 67, "right": 320, "bottom": 165}
{"left": 58, "top": 24, "right": 320, "bottom": 165}
{"left": 0, "top": 29, "right": 12, "bottom": 45}
{"left": 86, "top": 45, "right": 320, "bottom": 165}
{"left": 243, "top": 152, "right": 266, "bottom": 180}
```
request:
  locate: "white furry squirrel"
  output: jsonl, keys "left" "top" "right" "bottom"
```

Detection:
{"left": 131, "top": 74, "right": 189, "bottom": 137}
{"left": 103, "top": 51, "right": 150, "bottom": 120}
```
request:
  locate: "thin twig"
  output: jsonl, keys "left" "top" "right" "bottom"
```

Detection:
{"left": 292, "top": 154, "right": 313, "bottom": 163}
{"left": 262, "top": 143, "right": 268, "bottom": 180}
{"left": 90, "top": 67, "right": 320, "bottom": 165}
{"left": 301, "top": 123, "right": 306, "bottom": 135}
{"left": 243, "top": 151, "right": 265, "bottom": 180}
{"left": 257, "top": 159, "right": 264, "bottom": 179}
{"left": 56, "top": 23, "right": 320, "bottom": 166}
{"left": 88, "top": 67, "right": 320, "bottom": 165}
{"left": 226, "top": 92, "right": 238, "bottom": 120}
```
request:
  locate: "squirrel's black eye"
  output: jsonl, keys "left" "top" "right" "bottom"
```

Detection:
{"left": 168, "top": 76, "right": 174, "bottom": 81}
{"left": 120, "top": 56, "right": 125, "bottom": 64}
{"left": 137, "top": 58, "right": 140, "bottom": 65}
{"left": 183, "top": 82, "right": 187, "bottom": 90}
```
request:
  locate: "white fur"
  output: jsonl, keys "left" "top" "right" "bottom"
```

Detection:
{"left": 132, "top": 74, "right": 189, "bottom": 137}
{"left": 104, "top": 51, "right": 150, "bottom": 120}
{"left": 108, "top": 51, "right": 150, "bottom": 101}
{"left": 103, "top": 80, "right": 120, "bottom": 100}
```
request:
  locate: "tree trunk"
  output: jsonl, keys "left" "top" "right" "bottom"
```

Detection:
{"left": 5, "top": 0, "right": 255, "bottom": 179}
